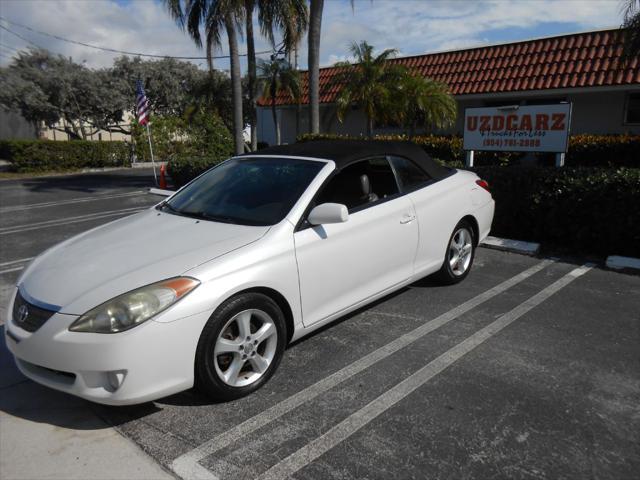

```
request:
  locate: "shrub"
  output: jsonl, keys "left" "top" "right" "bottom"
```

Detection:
{"left": 133, "top": 110, "right": 234, "bottom": 188}
{"left": 132, "top": 109, "right": 233, "bottom": 163}
{"left": 474, "top": 166, "right": 640, "bottom": 257}
{"left": 166, "top": 156, "right": 222, "bottom": 188}
{"left": 297, "top": 133, "right": 640, "bottom": 168}
{"left": 567, "top": 134, "right": 640, "bottom": 167}
{"left": 0, "top": 139, "right": 130, "bottom": 172}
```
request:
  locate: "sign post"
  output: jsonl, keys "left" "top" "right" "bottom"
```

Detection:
{"left": 463, "top": 103, "right": 572, "bottom": 167}
{"left": 465, "top": 150, "right": 474, "bottom": 168}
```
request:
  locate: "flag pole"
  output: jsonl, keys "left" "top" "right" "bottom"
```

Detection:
{"left": 145, "top": 122, "right": 158, "bottom": 186}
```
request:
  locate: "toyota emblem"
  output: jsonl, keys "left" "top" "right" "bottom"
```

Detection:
{"left": 17, "top": 304, "right": 29, "bottom": 323}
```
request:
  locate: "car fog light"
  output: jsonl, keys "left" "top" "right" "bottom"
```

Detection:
{"left": 107, "top": 370, "right": 126, "bottom": 391}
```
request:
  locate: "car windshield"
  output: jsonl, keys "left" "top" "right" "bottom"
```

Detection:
{"left": 161, "top": 157, "right": 324, "bottom": 226}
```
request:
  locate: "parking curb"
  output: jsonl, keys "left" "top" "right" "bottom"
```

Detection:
{"left": 605, "top": 255, "right": 640, "bottom": 271}
{"left": 480, "top": 236, "right": 540, "bottom": 255}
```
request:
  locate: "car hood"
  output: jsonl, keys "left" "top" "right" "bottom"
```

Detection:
{"left": 19, "top": 209, "right": 269, "bottom": 314}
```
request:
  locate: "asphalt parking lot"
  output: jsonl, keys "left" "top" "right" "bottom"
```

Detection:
{"left": 1, "top": 169, "right": 639, "bottom": 480}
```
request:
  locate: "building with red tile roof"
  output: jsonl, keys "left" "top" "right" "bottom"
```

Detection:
{"left": 257, "top": 28, "right": 640, "bottom": 145}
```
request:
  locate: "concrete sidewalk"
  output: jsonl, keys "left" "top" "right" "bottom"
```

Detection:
{"left": 0, "top": 331, "right": 173, "bottom": 480}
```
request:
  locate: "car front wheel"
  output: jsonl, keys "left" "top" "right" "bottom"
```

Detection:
{"left": 195, "top": 292, "right": 286, "bottom": 401}
{"left": 436, "top": 220, "right": 475, "bottom": 285}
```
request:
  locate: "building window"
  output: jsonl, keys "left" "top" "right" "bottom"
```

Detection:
{"left": 624, "top": 93, "right": 640, "bottom": 124}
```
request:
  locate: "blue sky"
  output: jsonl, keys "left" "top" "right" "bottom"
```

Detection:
{"left": 0, "top": 0, "right": 625, "bottom": 69}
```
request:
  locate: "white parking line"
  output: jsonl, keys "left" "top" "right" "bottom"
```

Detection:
{"left": 170, "top": 259, "right": 553, "bottom": 480}
{"left": 257, "top": 264, "right": 592, "bottom": 480}
{"left": 0, "top": 258, "right": 34, "bottom": 275}
{"left": 0, "top": 257, "right": 34, "bottom": 267}
{"left": 0, "top": 207, "right": 146, "bottom": 235}
{"left": 0, "top": 190, "right": 146, "bottom": 213}
{"left": 0, "top": 266, "right": 26, "bottom": 275}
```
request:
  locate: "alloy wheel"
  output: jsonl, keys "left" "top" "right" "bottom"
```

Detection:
{"left": 214, "top": 309, "right": 278, "bottom": 387}
{"left": 448, "top": 227, "right": 473, "bottom": 276}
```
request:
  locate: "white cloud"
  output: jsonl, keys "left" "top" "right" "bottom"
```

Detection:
{"left": 0, "top": 0, "right": 274, "bottom": 69}
{"left": 0, "top": 0, "right": 623, "bottom": 71}
{"left": 314, "top": 0, "right": 622, "bottom": 65}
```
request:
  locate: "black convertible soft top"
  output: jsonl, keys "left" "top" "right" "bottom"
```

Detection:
{"left": 244, "top": 140, "right": 450, "bottom": 180}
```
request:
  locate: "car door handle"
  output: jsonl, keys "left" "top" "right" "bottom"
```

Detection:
{"left": 400, "top": 214, "right": 416, "bottom": 224}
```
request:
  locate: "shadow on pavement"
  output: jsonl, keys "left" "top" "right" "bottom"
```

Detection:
{"left": 0, "top": 325, "right": 161, "bottom": 430}
{"left": 0, "top": 272, "right": 455, "bottom": 428}
{"left": 15, "top": 170, "right": 157, "bottom": 194}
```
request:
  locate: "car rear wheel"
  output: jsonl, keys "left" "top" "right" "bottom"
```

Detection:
{"left": 195, "top": 293, "right": 286, "bottom": 401}
{"left": 436, "top": 220, "right": 475, "bottom": 285}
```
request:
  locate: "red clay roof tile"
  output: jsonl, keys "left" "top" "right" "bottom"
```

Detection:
{"left": 259, "top": 28, "right": 639, "bottom": 106}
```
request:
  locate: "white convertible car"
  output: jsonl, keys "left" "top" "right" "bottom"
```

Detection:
{"left": 6, "top": 141, "right": 494, "bottom": 405}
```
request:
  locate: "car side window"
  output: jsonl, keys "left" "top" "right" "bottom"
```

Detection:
{"left": 388, "top": 155, "right": 432, "bottom": 191}
{"left": 315, "top": 157, "right": 400, "bottom": 212}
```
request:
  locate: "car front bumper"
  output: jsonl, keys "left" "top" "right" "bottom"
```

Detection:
{"left": 5, "top": 290, "right": 211, "bottom": 406}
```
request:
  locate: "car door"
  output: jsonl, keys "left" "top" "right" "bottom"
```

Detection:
{"left": 388, "top": 155, "right": 460, "bottom": 276}
{"left": 294, "top": 157, "right": 419, "bottom": 327}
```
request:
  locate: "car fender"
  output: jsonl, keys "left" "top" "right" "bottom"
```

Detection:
{"left": 154, "top": 221, "right": 302, "bottom": 334}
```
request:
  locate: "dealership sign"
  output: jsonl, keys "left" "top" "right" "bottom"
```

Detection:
{"left": 463, "top": 103, "right": 572, "bottom": 153}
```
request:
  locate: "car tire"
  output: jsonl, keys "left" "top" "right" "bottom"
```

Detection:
{"left": 436, "top": 219, "right": 476, "bottom": 285}
{"left": 195, "top": 292, "right": 286, "bottom": 401}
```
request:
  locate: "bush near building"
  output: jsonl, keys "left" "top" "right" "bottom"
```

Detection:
{"left": 297, "top": 133, "right": 640, "bottom": 168}
{"left": 134, "top": 110, "right": 234, "bottom": 187}
{"left": 167, "top": 157, "right": 223, "bottom": 188}
{"left": 0, "top": 140, "right": 130, "bottom": 172}
{"left": 0, "top": 110, "right": 234, "bottom": 178}
{"left": 476, "top": 166, "right": 640, "bottom": 257}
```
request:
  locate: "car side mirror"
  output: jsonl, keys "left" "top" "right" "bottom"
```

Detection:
{"left": 308, "top": 203, "right": 349, "bottom": 226}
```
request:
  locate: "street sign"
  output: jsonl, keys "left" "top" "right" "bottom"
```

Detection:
{"left": 463, "top": 103, "right": 572, "bottom": 153}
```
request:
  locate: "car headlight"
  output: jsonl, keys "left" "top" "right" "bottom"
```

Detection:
{"left": 69, "top": 277, "right": 200, "bottom": 333}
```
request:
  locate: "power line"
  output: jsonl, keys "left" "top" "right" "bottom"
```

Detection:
{"left": 0, "top": 24, "right": 44, "bottom": 50}
{"left": 0, "top": 17, "right": 274, "bottom": 60}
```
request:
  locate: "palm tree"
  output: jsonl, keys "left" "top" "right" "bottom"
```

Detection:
{"left": 308, "top": 0, "right": 324, "bottom": 134}
{"left": 258, "top": 57, "right": 300, "bottom": 145}
{"left": 333, "top": 41, "right": 404, "bottom": 138}
{"left": 621, "top": 0, "right": 640, "bottom": 61}
{"left": 244, "top": 0, "right": 259, "bottom": 151}
{"left": 165, "top": 0, "right": 245, "bottom": 155}
{"left": 394, "top": 74, "right": 457, "bottom": 138}
{"left": 248, "top": 0, "right": 308, "bottom": 150}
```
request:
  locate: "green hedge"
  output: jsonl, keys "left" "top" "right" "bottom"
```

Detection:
{"left": 132, "top": 110, "right": 233, "bottom": 164}
{"left": 297, "top": 133, "right": 640, "bottom": 168}
{"left": 133, "top": 111, "right": 234, "bottom": 188}
{"left": 0, "top": 140, "right": 131, "bottom": 172}
{"left": 474, "top": 166, "right": 640, "bottom": 257}
{"left": 167, "top": 157, "right": 222, "bottom": 188}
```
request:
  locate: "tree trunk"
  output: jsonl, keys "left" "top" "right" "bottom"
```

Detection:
{"left": 33, "top": 121, "right": 42, "bottom": 139}
{"left": 225, "top": 14, "right": 244, "bottom": 155}
{"left": 245, "top": 2, "right": 258, "bottom": 151}
{"left": 294, "top": 46, "right": 301, "bottom": 137}
{"left": 308, "top": 0, "right": 324, "bottom": 134}
{"left": 272, "top": 99, "right": 280, "bottom": 146}
{"left": 366, "top": 115, "right": 373, "bottom": 138}
{"left": 271, "top": 82, "right": 280, "bottom": 145}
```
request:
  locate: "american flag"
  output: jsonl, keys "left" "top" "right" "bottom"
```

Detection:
{"left": 135, "top": 80, "right": 150, "bottom": 126}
